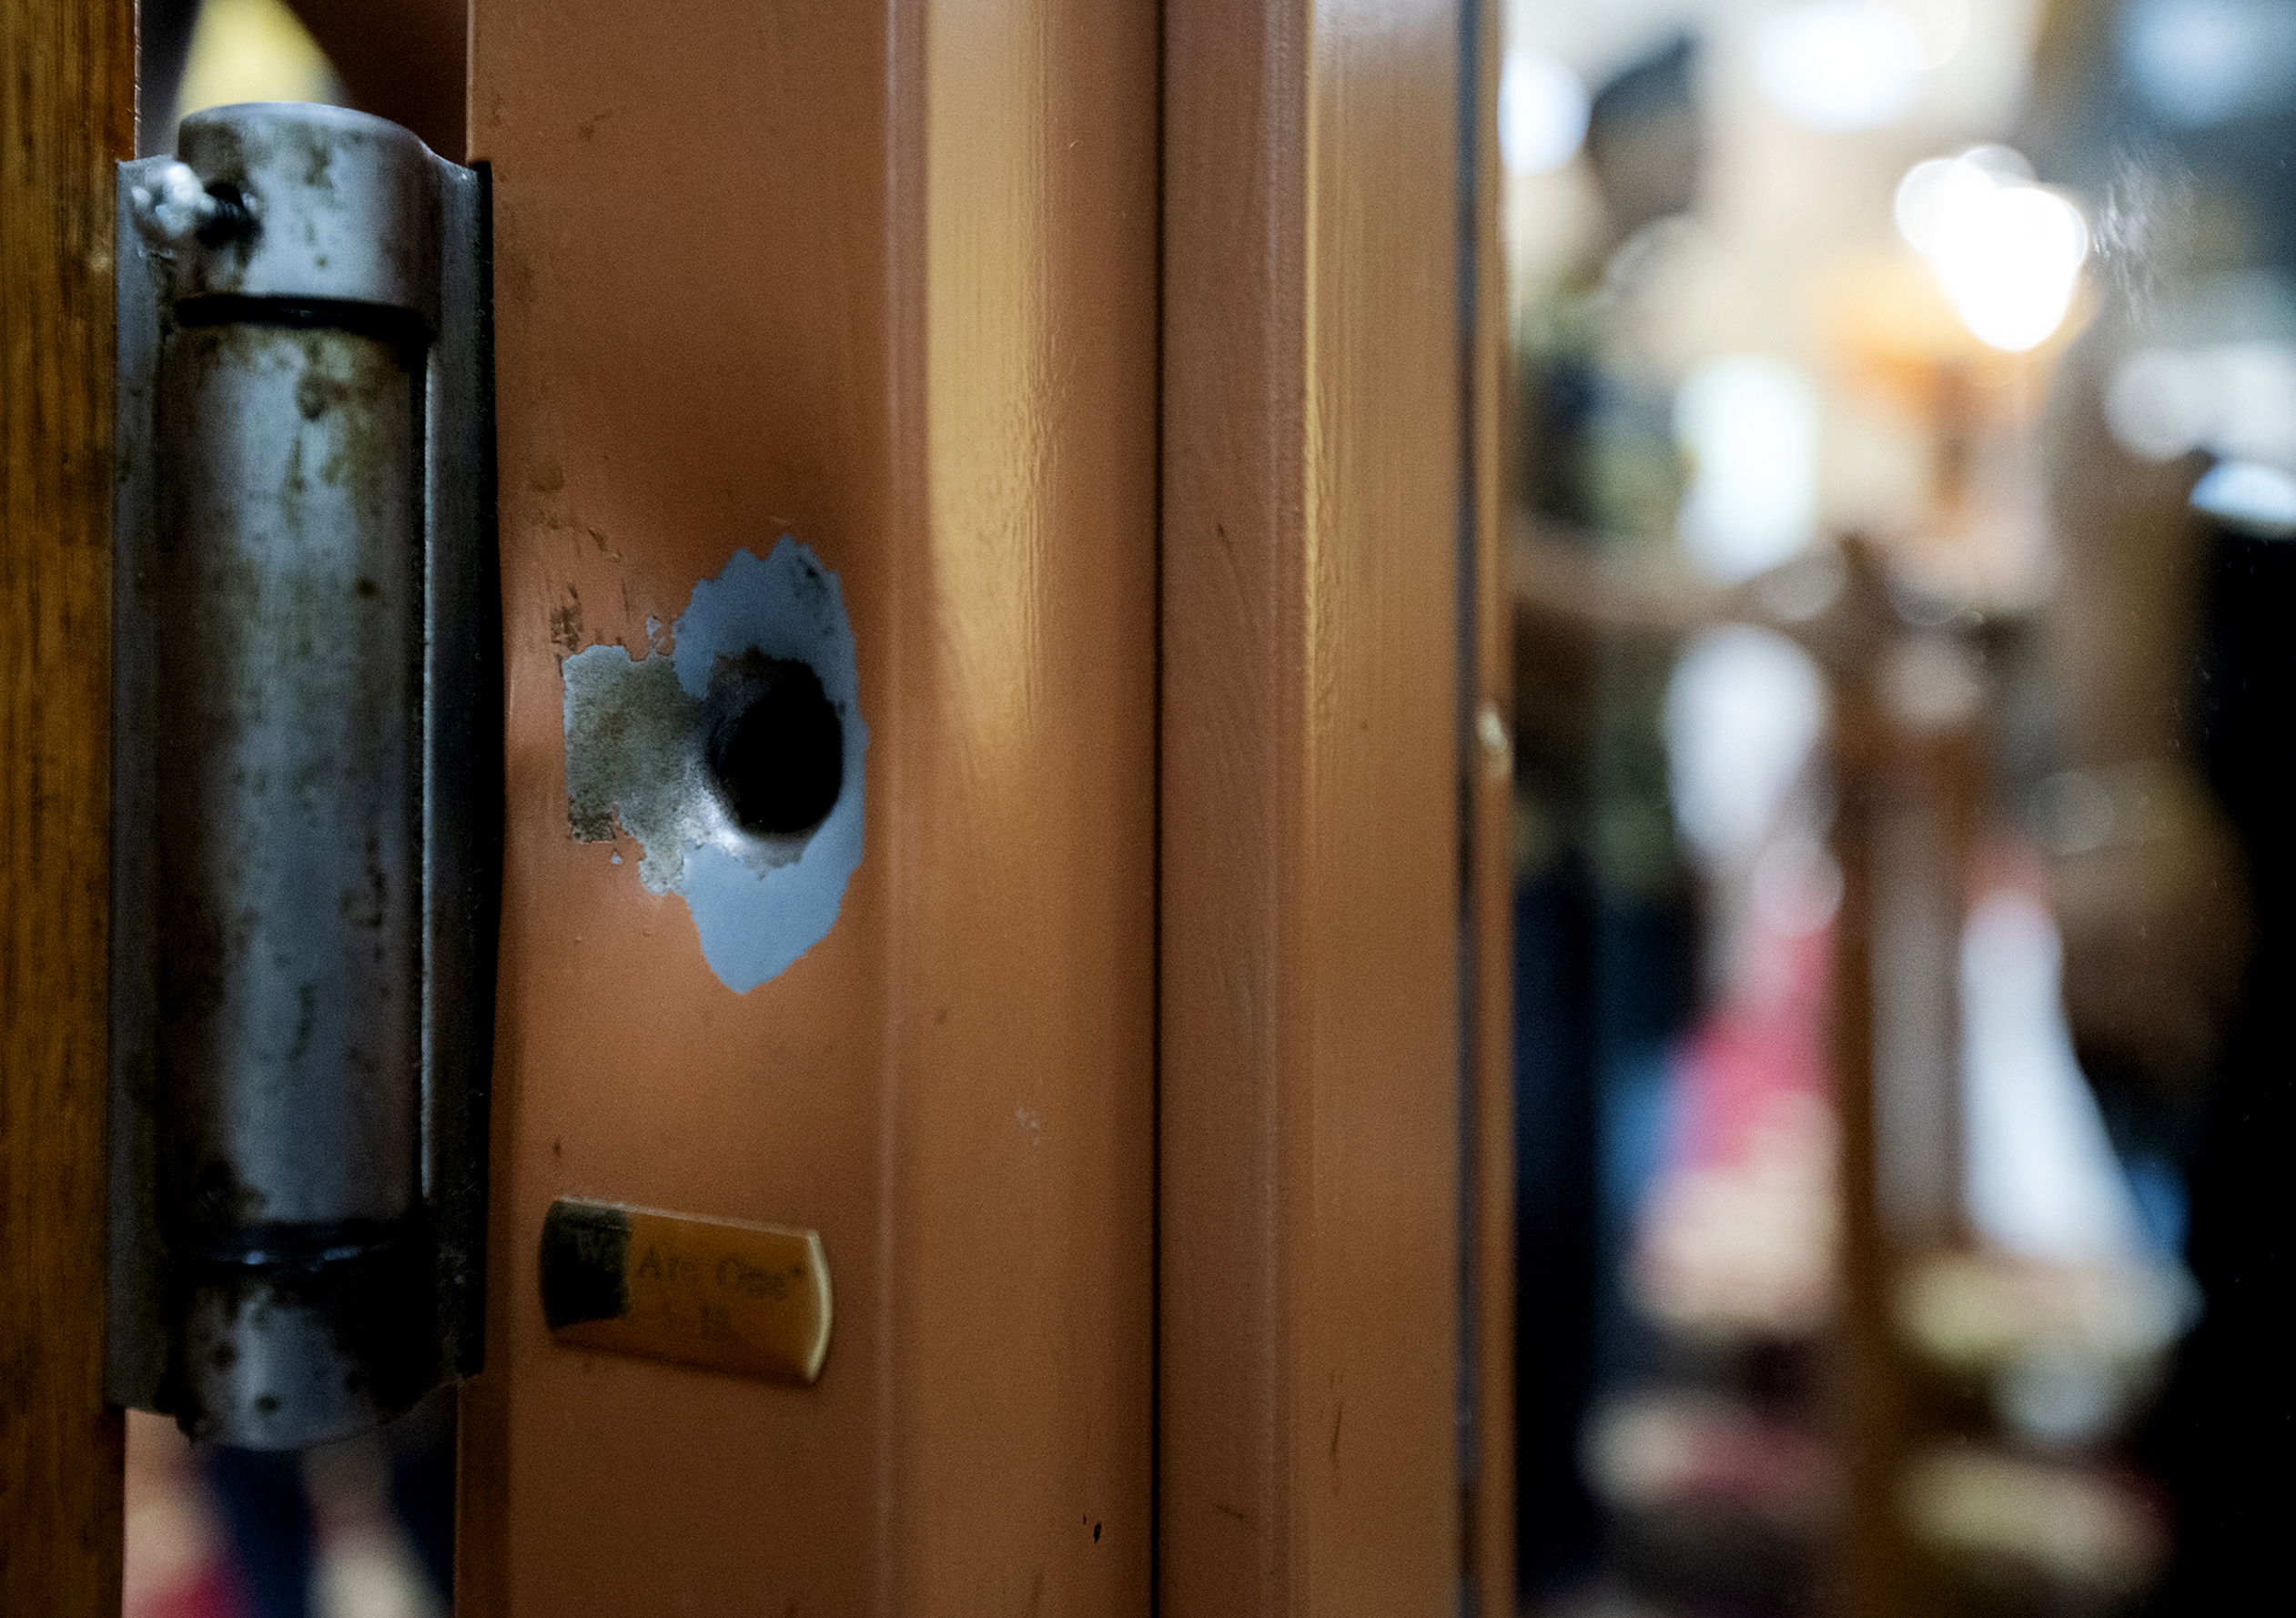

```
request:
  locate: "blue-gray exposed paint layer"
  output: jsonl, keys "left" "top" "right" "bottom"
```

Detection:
{"left": 561, "top": 541, "right": 865, "bottom": 992}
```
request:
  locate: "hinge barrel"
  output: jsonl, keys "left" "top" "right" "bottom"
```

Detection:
{"left": 111, "top": 102, "right": 497, "bottom": 1451}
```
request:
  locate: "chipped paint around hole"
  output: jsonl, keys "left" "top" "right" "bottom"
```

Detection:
{"left": 561, "top": 540, "right": 865, "bottom": 992}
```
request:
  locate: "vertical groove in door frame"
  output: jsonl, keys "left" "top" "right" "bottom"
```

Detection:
{"left": 0, "top": 0, "right": 134, "bottom": 1605}
{"left": 1160, "top": 0, "right": 1471, "bottom": 1611}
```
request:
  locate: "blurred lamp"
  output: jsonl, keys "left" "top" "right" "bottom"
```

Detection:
{"left": 1499, "top": 50, "right": 1591, "bottom": 176}
{"left": 1896, "top": 148, "right": 2088, "bottom": 352}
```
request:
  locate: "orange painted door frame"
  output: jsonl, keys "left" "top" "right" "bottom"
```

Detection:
{"left": 1158, "top": 0, "right": 1512, "bottom": 1612}
{"left": 456, "top": 0, "right": 1159, "bottom": 1612}
{"left": 0, "top": 1, "right": 1506, "bottom": 1611}
{"left": 460, "top": 1, "right": 1507, "bottom": 1610}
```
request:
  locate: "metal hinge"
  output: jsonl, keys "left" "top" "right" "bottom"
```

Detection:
{"left": 109, "top": 102, "right": 499, "bottom": 1450}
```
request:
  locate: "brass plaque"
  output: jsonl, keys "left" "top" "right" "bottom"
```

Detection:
{"left": 539, "top": 1199, "right": 831, "bottom": 1383}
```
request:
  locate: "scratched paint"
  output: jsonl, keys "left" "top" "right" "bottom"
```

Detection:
{"left": 561, "top": 540, "right": 865, "bottom": 991}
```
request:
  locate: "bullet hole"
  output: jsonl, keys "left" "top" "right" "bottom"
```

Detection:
{"left": 561, "top": 540, "right": 867, "bottom": 991}
{"left": 703, "top": 654, "right": 843, "bottom": 839}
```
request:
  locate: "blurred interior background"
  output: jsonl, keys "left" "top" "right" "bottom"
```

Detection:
{"left": 118, "top": 1, "right": 2285, "bottom": 1613}
{"left": 1502, "top": 2, "right": 2287, "bottom": 1613}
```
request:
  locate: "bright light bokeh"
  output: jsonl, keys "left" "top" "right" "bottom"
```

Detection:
{"left": 1674, "top": 355, "right": 1823, "bottom": 584}
{"left": 1664, "top": 624, "right": 1828, "bottom": 868}
{"left": 1500, "top": 49, "right": 1592, "bottom": 177}
{"left": 2108, "top": 340, "right": 2296, "bottom": 467}
{"left": 1895, "top": 148, "right": 2088, "bottom": 352}
{"left": 2190, "top": 459, "right": 2296, "bottom": 535}
{"left": 1751, "top": 0, "right": 1926, "bottom": 132}
{"left": 1898, "top": 0, "right": 1975, "bottom": 71}
{"left": 1961, "top": 892, "right": 2151, "bottom": 1266}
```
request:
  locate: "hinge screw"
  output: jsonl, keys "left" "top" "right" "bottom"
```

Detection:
{"left": 130, "top": 161, "right": 254, "bottom": 248}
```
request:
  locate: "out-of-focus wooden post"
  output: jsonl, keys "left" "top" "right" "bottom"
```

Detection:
{"left": 0, "top": 0, "right": 134, "bottom": 1604}
{"left": 1816, "top": 546, "right": 1986, "bottom": 1618}
{"left": 1828, "top": 670, "right": 1913, "bottom": 1618}
{"left": 1820, "top": 554, "right": 1919, "bottom": 1618}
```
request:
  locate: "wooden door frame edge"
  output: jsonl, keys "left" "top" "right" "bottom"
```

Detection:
{"left": 1, "top": 0, "right": 135, "bottom": 1607}
{"left": 1159, "top": 0, "right": 1505, "bottom": 1611}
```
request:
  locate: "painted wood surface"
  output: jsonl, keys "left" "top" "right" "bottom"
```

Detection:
{"left": 457, "top": 1, "right": 1158, "bottom": 1612}
{"left": 1159, "top": 1, "right": 1472, "bottom": 1612}
{"left": 0, "top": 0, "right": 133, "bottom": 1607}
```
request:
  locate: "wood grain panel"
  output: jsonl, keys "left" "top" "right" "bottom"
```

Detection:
{"left": 1160, "top": 0, "right": 1469, "bottom": 1611}
{"left": 0, "top": 0, "right": 133, "bottom": 1606}
{"left": 459, "top": 1, "right": 1157, "bottom": 1611}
